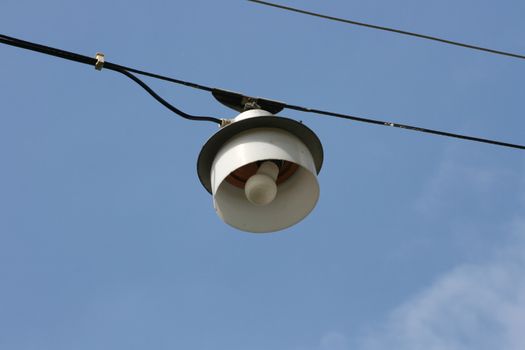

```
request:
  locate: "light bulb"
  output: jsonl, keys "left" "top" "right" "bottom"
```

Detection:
{"left": 245, "top": 161, "right": 279, "bottom": 205}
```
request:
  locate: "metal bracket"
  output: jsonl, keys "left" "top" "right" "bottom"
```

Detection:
{"left": 95, "top": 52, "right": 105, "bottom": 71}
{"left": 220, "top": 118, "right": 233, "bottom": 128}
{"left": 242, "top": 97, "right": 261, "bottom": 111}
{"left": 211, "top": 89, "right": 285, "bottom": 114}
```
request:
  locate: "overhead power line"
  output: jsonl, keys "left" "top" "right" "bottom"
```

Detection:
{"left": 247, "top": 0, "right": 525, "bottom": 61}
{"left": 0, "top": 34, "right": 220, "bottom": 124}
{"left": 1, "top": 33, "right": 524, "bottom": 151}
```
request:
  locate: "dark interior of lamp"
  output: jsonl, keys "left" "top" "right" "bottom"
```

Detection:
{"left": 225, "top": 160, "right": 299, "bottom": 189}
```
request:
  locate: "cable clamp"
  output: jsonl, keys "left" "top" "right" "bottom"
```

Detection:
{"left": 220, "top": 119, "right": 233, "bottom": 128}
{"left": 95, "top": 52, "right": 105, "bottom": 71}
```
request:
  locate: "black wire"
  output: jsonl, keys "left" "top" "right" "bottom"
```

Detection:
{"left": 0, "top": 33, "right": 95, "bottom": 65}
{"left": 0, "top": 34, "right": 220, "bottom": 124}
{"left": 1, "top": 33, "right": 524, "bottom": 150}
{"left": 247, "top": 0, "right": 525, "bottom": 61}
{"left": 281, "top": 103, "right": 525, "bottom": 150}
{"left": 111, "top": 67, "right": 221, "bottom": 123}
{"left": 106, "top": 62, "right": 214, "bottom": 93}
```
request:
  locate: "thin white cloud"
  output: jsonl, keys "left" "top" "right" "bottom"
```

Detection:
{"left": 313, "top": 152, "right": 525, "bottom": 350}
{"left": 414, "top": 145, "right": 514, "bottom": 218}
{"left": 357, "top": 150, "right": 525, "bottom": 350}
{"left": 358, "top": 222, "right": 525, "bottom": 350}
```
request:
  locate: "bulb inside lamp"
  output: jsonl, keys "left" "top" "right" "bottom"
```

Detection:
{"left": 244, "top": 161, "right": 279, "bottom": 205}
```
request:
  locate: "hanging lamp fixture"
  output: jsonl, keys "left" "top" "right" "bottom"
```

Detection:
{"left": 197, "top": 91, "right": 323, "bottom": 233}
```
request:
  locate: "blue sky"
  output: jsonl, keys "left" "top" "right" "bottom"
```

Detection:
{"left": 1, "top": 1, "right": 524, "bottom": 349}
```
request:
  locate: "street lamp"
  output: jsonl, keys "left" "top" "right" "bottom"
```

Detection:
{"left": 197, "top": 94, "right": 323, "bottom": 233}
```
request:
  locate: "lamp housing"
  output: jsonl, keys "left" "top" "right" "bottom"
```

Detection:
{"left": 197, "top": 109, "right": 323, "bottom": 233}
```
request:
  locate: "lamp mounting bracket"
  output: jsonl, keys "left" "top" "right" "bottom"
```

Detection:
{"left": 212, "top": 89, "right": 285, "bottom": 114}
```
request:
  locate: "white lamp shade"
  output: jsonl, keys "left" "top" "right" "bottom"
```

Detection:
{"left": 197, "top": 110, "right": 323, "bottom": 233}
{"left": 212, "top": 128, "right": 319, "bottom": 232}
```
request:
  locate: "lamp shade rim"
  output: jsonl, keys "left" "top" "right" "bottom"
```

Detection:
{"left": 197, "top": 115, "right": 323, "bottom": 194}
